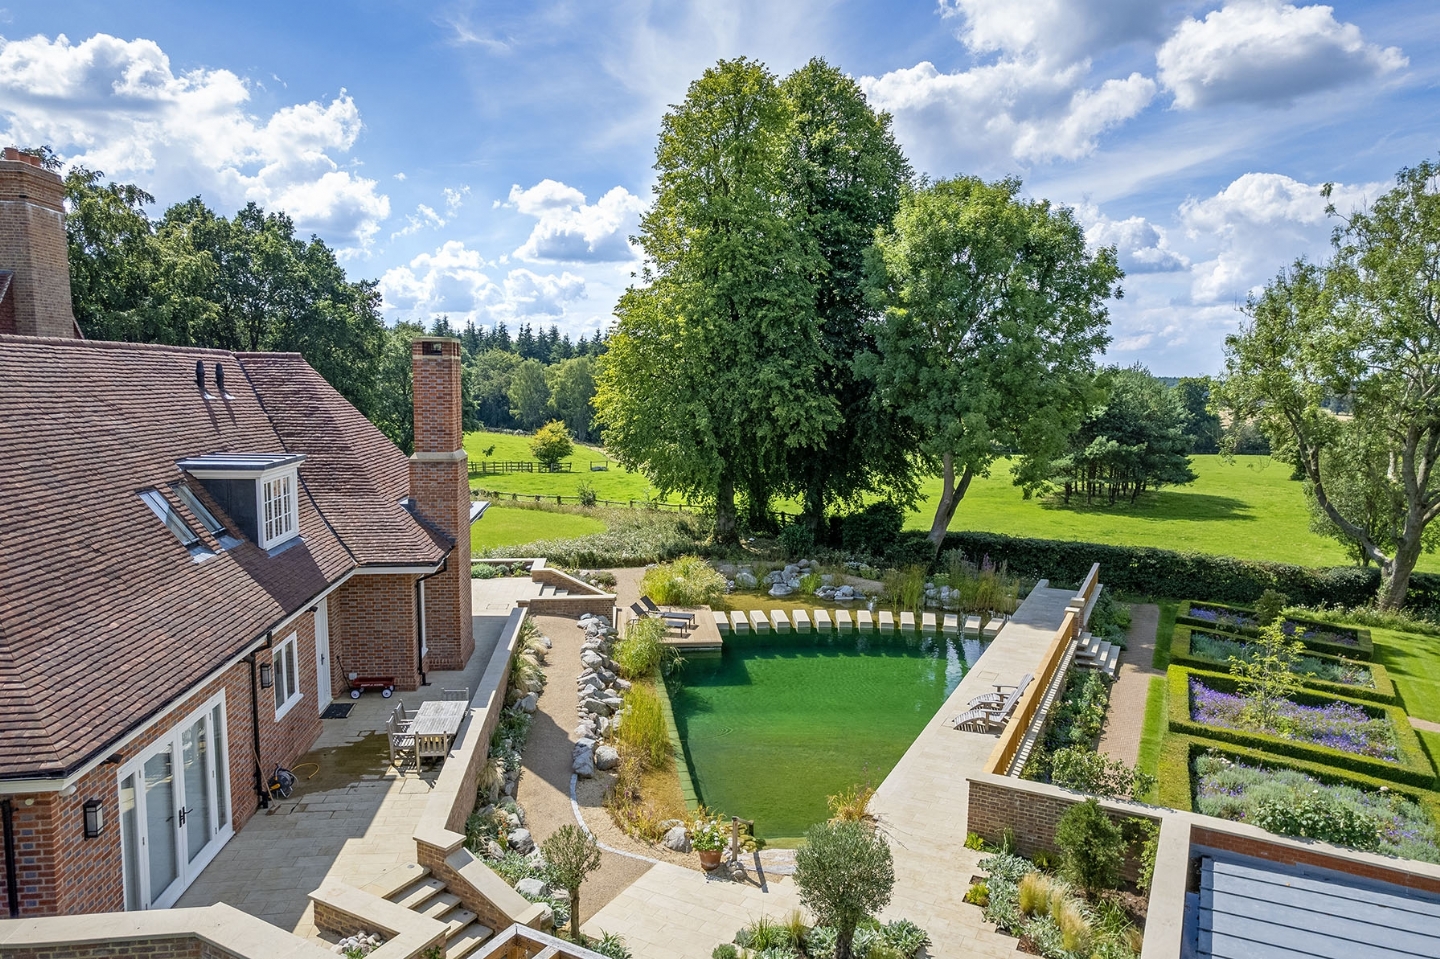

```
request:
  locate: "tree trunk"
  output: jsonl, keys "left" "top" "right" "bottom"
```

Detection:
{"left": 714, "top": 472, "right": 738, "bottom": 546}
{"left": 926, "top": 453, "right": 974, "bottom": 555}
{"left": 835, "top": 925, "right": 855, "bottom": 959}
{"left": 1378, "top": 533, "right": 1424, "bottom": 610}
{"left": 569, "top": 891, "right": 580, "bottom": 938}
{"left": 802, "top": 477, "right": 826, "bottom": 539}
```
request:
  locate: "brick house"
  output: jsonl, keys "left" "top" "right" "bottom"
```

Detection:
{"left": 0, "top": 149, "right": 477, "bottom": 916}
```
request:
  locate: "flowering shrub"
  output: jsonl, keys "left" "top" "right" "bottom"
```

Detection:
{"left": 1193, "top": 752, "right": 1439, "bottom": 862}
{"left": 1187, "top": 603, "right": 1362, "bottom": 647}
{"left": 690, "top": 815, "right": 729, "bottom": 852}
{"left": 1189, "top": 679, "right": 1398, "bottom": 761}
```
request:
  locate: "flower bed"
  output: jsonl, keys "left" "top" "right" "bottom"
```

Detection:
{"left": 1188, "top": 676, "right": 1396, "bottom": 760}
{"left": 1176, "top": 600, "right": 1372, "bottom": 660}
{"left": 1193, "top": 752, "right": 1440, "bottom": 862}
{"left": 1165, "top": 666, "right": 1436, "bottom": 789}
{"left": 970, "top": 852, "right": 1144, "bottom": 959}
{"left": 1168, "top": 626, "right": 1397, "bottom": 704}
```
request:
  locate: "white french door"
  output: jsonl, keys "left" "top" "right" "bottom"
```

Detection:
{"left": 315, "top": 601, "right": 332, "bottom": 713}
{"left": 118, "top": 694, "right": 232, "bottom": 910}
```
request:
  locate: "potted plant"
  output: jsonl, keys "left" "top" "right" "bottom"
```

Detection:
{"left": 691, "top": 815, "right": 727, "bottom": 870}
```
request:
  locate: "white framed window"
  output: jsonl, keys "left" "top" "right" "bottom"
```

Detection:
{"left": 272, "top": 633, "right": 302, "bottom": 719}
{"left": 258, "top": 469, "right": 298, "bottom": 549}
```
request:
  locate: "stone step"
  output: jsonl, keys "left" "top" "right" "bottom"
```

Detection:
{"left": 445, "top": 920, "right": 495, "bottom": 959}
{"left": 442, "top": 906, "right": 479, "bottom": 937}
{"left": 1102, "top": 643, "right": 1121, "bottom": 678}
{"left": 554, "top": 588, "right": 568, "bottom": 596}
{"left": 416, "top": 891, "right": 463, "bottom": 919}
{"left": 391, "top": 876, "right": 447, "bottom": 910}
{"left": 362, "top": 862, "right": 430, "bottom": 900}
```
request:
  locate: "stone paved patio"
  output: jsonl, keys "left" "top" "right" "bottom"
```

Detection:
{"left": 174, "top": 577, "right": 536, "bottom": 937}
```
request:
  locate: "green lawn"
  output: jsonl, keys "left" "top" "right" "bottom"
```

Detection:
{"left": 471, "top": 505, "right": 607, "bottom": 552}
{"left": 1370, "top": 626, "right": 1440, "bottom": 724}
{"left": 1135, "top": 676, "right": 1167, "bottom": 803}
{"left": 465, "top": 431, "right": 661, "bottom": 502}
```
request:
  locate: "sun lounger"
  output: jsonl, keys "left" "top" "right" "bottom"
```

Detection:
{"left": 629, "top": 602, "right": 690, "bottom": 634}
{"left": 966, "top": 673, "right": 1032, "bottom": 709}
{"left": 642, "top": 595, "right": 695, "bottom": 622}
{"left": 952, "top": 678, "right": 1029, "bottom": 732}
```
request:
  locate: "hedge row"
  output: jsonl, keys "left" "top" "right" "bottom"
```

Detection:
{"left": 1169, "top": 625, "right": 1397, "bottom": 705}
{"left": 1166, "top": 665, "right": 1437, "bottom": 789}
{"left": 935, "top": 529, "right": 1440, "bottom": 610}
{"left": 1157, "top": 732, "right": 1440, "bottom": 831}
{"left": 1175, "top": 600, "right": 1373, "bottom": 659}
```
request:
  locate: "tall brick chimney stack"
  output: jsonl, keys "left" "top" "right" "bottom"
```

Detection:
{"left": 410, "top": 337, "right": 474, "bottom": 670}
{"left": 0, "top": 148, "right": 78, "bottom": 338}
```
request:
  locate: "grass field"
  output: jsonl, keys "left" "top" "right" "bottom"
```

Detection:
{"left": 471, "top": 504, "right": 607, "bottom": 551}
{"left": 464, "top": 430, "right": 1437, "bottom": 570}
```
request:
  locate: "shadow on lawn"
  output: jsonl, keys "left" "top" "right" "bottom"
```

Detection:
{"left": 1031, "top": 490, "right": 1255, "bottom": 523}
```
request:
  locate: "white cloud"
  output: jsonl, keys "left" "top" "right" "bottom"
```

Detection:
{"left": 379, "top": 240, "right": 587, "bottom": 324}
{"left": 939, "top": 0, "right": 1168, "bottom": 62}
{"left": 391, "top": 204, "right": 445, "bottom": 239}
{"left": 1157, "top": 1, "right": 1406, "bottom": 110}
{"left": 506, "top": 179, "right": 644, "bottom": 262}
{"left": 1180, "top": 172, "right": 1378, "bottom": 303}
{"left": 443, "top": 186, "right": 470, "bottom": 215}
{"left": 1080, "top": 207, "right": 1189, "bottom": 273}
{"left": 0, "top": 32, "right": 390, "bottom": 250}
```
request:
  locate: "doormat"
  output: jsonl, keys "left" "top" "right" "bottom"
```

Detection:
{"left": 322, "top": 702, "right": 354, "bottom": 720}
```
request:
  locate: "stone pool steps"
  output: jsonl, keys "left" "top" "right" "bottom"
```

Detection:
{"left": 715, "top": 606, "right": 1008, "bottom": 638}
{"left": 1073, "top": 630, "right": 1120, "bottom": 679}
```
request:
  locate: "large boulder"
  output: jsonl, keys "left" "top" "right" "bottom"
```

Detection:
{"left": 572, "top": 740, "right": 596, "bottom": 777}
{"left": 594, "top": 744, "right": 620, "bottom": 770}
{"left": 484, "top": 839, "right": 505, "bottom": 860}
{"left": 580, "top": 650, "right": 604, "bottom": 669}
{"left": 734, "top": 569, "right": 758, "bottom": 589}
{"left": 517, "top": 693, "right": 538, "bottom": 713}
{"left": 582, "top": 696, "right": 612, "bottom": 717}
{"left": 662, "top": 825, "right": 691, "bottom": 853}
{"left": 769, "top": 583, "right": 794, "bottom": 598}
{"left": 508, "top": 828, "right": 534, "bottom": 853}
{"left": 516, "top": 877, "right": 549, "bottom": 898}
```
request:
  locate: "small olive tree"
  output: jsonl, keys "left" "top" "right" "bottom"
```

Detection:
{"left": 1230, "top": 621, "right": 1305, "bottom": 730}
{"left": 530, "top": 419, "right": 575, "bottom": 471}
{"left": 541, "top": 824, "right": 601, "bottom": 937}
{"left": 794, "top": 820, "right": 894, "bottom": 959}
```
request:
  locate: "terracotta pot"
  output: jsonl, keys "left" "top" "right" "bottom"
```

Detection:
{"left": 698, "top": 849, "right": 723, "bottom": 870}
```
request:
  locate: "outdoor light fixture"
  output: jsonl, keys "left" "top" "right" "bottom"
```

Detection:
{"left": 259, "top": 662, "right": 274, "bottom": 689}
{"left": 83, "top": 799, "right": 104, "bottom": 839}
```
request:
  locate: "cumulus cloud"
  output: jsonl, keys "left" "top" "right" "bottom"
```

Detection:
{"left": 379, "top": 240, "right": 586, "bottom": 324}
{"left": 505, "top": 179, "right": 644, "bottom": 262}
{"left": 1157, "top": 1, "right": 1406, "bottom": 110}
{"left": 389, "top": 186, "right": 471, "bottom": 239}
{"left": 1180, "top": 172, "right": 1378, "bottom": 303}
{"left": 0, "top": 32, "right": 390, "bottom": 250}
{"left": 939, "top": 0, "right": 1168, "bottom": 62}
{"left": 1081, "top": 208, "right": 1189, "bottom": 273}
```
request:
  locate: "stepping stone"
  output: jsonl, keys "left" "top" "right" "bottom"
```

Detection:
{"left": 750, "top": 610, "right": 770, "bottom": 632}
{"left": 834, "top": 610, "right": 853, "bottom": 632}
{"left": 770, "top": 610, "right": 791, "bottom": 632}
{"left": 856, "top": 609, "right": 874, "bottom": 631}
{"left": 943, "top": 613, "right": 959, "bottom": 635}
{"left": 713, "top": 610, "right": 730, "bottom": 633}
{"left": 813, "top": 609, "right": 833, "bottom": 631}
{"left": 878, "top": 610, "right": 895, "bottom": 632}
{"left": 982, "top": 618, "right": 1003, "bottom": 638}
{"left": 964, "top": 614, "right": 981, "bottom": 636}
{"left": 731, "top": 611, "right": 750, "bottom": 633}
{"left": 922, "top": 612, "right": 937, "bottom": 633}
{"left": 899, "top": 611, "right": 916, "bottom": 632}
{"left": 793, "top": 610, "right": 812, "bottom": 632}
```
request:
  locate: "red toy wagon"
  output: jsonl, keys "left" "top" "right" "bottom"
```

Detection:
{"left": 347, "top": 674, "right": 395, "bottom": 699}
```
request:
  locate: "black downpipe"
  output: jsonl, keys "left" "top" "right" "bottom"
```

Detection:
{"left": 3, "top": 797, "right": 19, "bottom": 917}
{"left": 247, "top": 654, "right": 270, "bottom": 809}
{"left": 416, "top": 562, "right": 444, "bottom": 687}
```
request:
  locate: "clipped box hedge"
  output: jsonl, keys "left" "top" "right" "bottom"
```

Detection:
{"left": 1174, "top": 599, "right": 1373, "bottom": 660}
{"left": 1157, "top": 731, "right": 1440, "bottom": 830}
{"left": 1169, "top": 624, "right": 1396, "bottom": 705}
{"left": 935, "top": 529, "right": 1440, "bottom": 611}
{"left": 1165, "top": 665, "right": 1437, "bottom": 790}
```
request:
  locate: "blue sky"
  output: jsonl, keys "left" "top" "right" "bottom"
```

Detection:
{"left": 2, "top": 1, "right": 1436, "bottom": 375}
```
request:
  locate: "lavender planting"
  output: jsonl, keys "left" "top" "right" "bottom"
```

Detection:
{"left": 1185, "top": 604, "right": 1361, "bottom": 648}
{"left": 1189, "top": 631, "right": 1372, "bottom": 687}
{"left": 1188, "top": 678, "right": 1398, "bottom": 761}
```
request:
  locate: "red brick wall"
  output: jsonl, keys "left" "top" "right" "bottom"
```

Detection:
{"left": 329, "top": 574, "right": 423, "bottom": 691}
{"left": 1, "top": 612, "right": 326, "bottom": 916}
{"left": 410, "top": 338, "right": 462, "bottom": 454}
{"left": 3, "top": 937, "right": 204, "bottom": 958}
{"left": 0, "top": 153, "right": 77, "bottom": 339}
{"left": 1191, "top": 824, "right": 1440, "bottom": 896}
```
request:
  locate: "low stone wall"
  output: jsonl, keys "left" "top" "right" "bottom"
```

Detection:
{"left": 966, "top": 773, "right": 1162, "bottom": 883}
{"left": 471, "top": 924, "right": 610, "bottom": 959}
{"left": 2, "top": 938, "right": 204, "bottom": 959}
{"left": 0, "top": 904, "right": 334, "bottom": 959}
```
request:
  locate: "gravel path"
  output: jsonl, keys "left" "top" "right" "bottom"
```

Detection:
{"left": 1096, "top": 604, "right": 1162, "bottom": 766}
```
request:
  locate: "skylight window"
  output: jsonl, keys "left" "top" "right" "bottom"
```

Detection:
{"left": 139, "top": 490, "right": 213, "bottom": 559}
{"left": 175, "top": 484, "right": 241, "bottom": 549}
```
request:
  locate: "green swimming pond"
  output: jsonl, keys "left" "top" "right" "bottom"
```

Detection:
{"left": 668, "top": 632, "right": 987, "bottom": 843}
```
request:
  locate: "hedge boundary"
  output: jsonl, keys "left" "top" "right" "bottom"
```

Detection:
{"left": 1157, "top": 732, "right": 1440, "bottom": 833}
{"left": 1170, "top": 625, "right": 1397, "bottom": 705}
{"left": 1166, "top": 665, "right": 1437, "bottom": 789}
{"left": 1175, "top": 600, "right": 1373, "bottom": 660}
{"left": 935, "top": 529, "right": 1440, "bottom": 610}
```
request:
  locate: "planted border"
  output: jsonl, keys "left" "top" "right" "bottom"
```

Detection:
{"left": 1165, "top": 665, "right": 1436, "bottom": 789}
{"left": 1175, "top": 600, "right": 1373, "bottom": 660}
{"left": 1170, "top": 625, "right": 1396, "bottom": 705}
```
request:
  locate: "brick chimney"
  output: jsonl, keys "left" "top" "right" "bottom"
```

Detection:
{"left": 0, "top": 148, "right": 78, "bottom": 338}
{"left": 410, "top": 337, "right": 474, "bottom": 670}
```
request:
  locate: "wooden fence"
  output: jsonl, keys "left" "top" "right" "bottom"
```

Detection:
{"left": 471, "top": 487, "right": 797, "bottom": 524}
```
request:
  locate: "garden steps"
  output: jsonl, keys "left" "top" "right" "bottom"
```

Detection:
{"left": 376, "top": 862, "right": 494, "bottom": 958}
{"left": 1073, "top": 631, "right": 1120, "bottom": 680}
{"left": 535, "top": 584, "right": 569, "bottom": 597}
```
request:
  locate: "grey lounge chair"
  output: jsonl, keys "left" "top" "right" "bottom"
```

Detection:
{"left": 642, "top": 595, "right": 695, "bottom": 622}
{"left": 630, "top": 602, "right": 690, "bottom": 634}
{"left": 952, "top": 680, "right": 1029, "bottom": 732}
{"left": 966, "top": 673, "right": 1033, "bottom": 709}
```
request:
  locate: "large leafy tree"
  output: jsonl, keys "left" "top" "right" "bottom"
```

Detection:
{"left": 1049, "top": 365, "right": 1197, "bottom": 505}
{"left": 777, "top": 59, "right": 918, "bottom": 531}
{"left": 594, "top": 58, "right": 835, "bottom": 543}
{"left": 1174, "top": 376, "right": 1223, "bottom": 454}
{"left": 547, "top": 355, "right": 597, "bottom": 441}
{"left": 865, "top": 176, "right": 1121, "bottom": 551}
{"left": 1223, "top": 160, "right": 1440, "bottom": 608}
{"left": 507, "top": 357, "right": 552, "bottom": 429}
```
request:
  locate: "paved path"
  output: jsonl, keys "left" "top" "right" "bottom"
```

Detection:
{"left": 176, "top": 577, "right": 534, "bottom": 937}
{"left": 1412, "top": 716, "right": 1440, "bottom": 734}
{"left": 1096, "top": 604, "right": 1162, "bottom": 766}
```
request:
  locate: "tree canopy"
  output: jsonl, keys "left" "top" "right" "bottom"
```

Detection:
{"left": 865, "top": 175, "right": 1121, "bottom": 551}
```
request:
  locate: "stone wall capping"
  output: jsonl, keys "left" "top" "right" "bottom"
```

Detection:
{"left": 308, "top": 881, "right": 447, "bottom": 959}
{"left": 0, "top": 902, "right": 335, "bottom": 958}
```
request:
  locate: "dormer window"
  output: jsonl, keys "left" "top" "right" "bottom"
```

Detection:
{"left": 260, "top": 471, "right": 297, "bottom": 548}
{"left": 139, "top": 490, "right": 214, "bottom": 561}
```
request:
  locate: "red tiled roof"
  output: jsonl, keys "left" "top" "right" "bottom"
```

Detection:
{"left": 0, "top": 335, "right": 446, "bottom": 780}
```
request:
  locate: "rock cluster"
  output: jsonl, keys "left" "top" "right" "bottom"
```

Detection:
{"left": 331, "top": 933, "right": 382, "bottom": 955}
{"left": 573, "top": 614, "right": 625, "bottom": 776}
